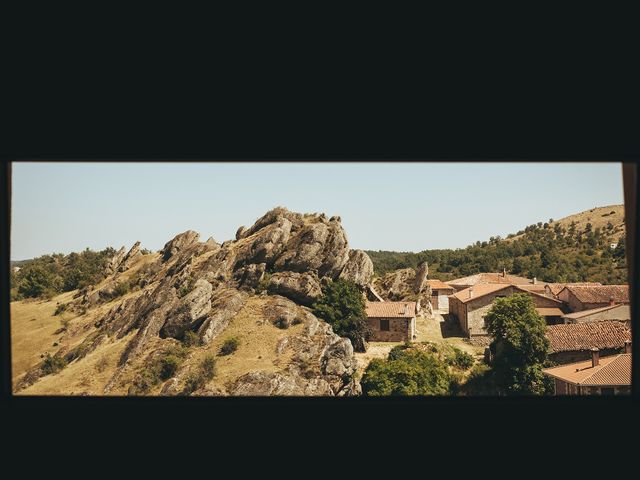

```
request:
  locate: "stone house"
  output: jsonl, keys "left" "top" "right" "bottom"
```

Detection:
{"left": 546, "top": 321, "right": 632, "bottom": 364}
{"left": 556, "top": 285, "right": 629, "bottom": 312}
{"left": 543, "top": 349, "right": 631, "bottom": 396}
{"left": 426, "top": 279, "right": 455, "bottom": 311}
{"left": 445, "top": 269, "right": 539, "bottom": 293}
{"left": 562, "top": 304, "right": 631, "bottom": 324}
{"left": 365, "top": 301, "right": 417, "bottom": 342}
{"left": 448, "top": 284, "right": 565, "bottom": 337}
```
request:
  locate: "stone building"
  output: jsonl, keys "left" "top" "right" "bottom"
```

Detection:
{"left": 556, "top": 285, "right": 629, "bottom": 312}
{"left": 426, "top": 279, "right": 455, "bottom": 311}
{"left": 365, "top": 301, "right": 417, "bottom": 342}
{"left": 546, "top": 321, "right": 632, "bottom": 364}
{"left": 544, "top": 282, "right": 602, "bottom": 299}
{"left": 448, "top": 284, "right": 565, "bottom": 337}
{"left": 562, "top": 303, "right": 631, "bottom": 324}
{"left": 543, "top": 349, "right": 631, "bottom": 396}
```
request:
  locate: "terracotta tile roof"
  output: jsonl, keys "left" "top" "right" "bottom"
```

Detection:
{"left": 450, "top": 283, "right": 513, "bottom": 303}
{"left": 563, "top": 304, "right": 631, "bottom": 320}
{"left": 536, "top": 307, "right": 565, "bottom": 317}
{"left": 446, "top": 272, "right": 535, "bottom": 286}
{"left": 450, "top": 284, "right": 564, "bottom": 305}
{"left": 546, "top": 320, "right": 631, "bottom": 353}
{"left": 427, "top": 279, "right": 455, "bottom": 291}
{"left": 546, "top": 282, "right": 602, "bottom": 297}
{"left": 543, "top": 354, "right": 631, "bottom": 386}
{"left": 365, "top": 301, "right": 416, "bottom": 318}
{"left": 518, "top": 284, "right": 548, "bottom": 294}
{"left": 560, "top": 285, "right": 629, "bottom": 304}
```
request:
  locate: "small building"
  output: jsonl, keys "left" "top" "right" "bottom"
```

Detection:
{"left": 546, "top": 321, "right": 632, "bottom": 365}
{"left": 562, "top": 304, "right": 631, "bottom": 324}
{"left": 365, "top": 301, "right": 417, "bottom": 342}
{"left": 448, "top": 284, "right": 565, "bottom": 337}
{"left": 557, "top": 285, "right": 629, "bottom": 312}
{"left": 544, "top": 282, "right": 602, "bottom": 299}
{"left": 543, "top": 349, "right": 631, "bottom": 396}
{"left": 445, "top": 270, "right": 541, "bottom": 293}
{"left": 426, "top": 279, "right": 455, "bottom": 311}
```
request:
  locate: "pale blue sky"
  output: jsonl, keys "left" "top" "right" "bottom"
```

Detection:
{"left": 11, "top": 162, "right": 624, "bottom": 260}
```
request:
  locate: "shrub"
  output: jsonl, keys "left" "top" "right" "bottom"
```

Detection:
{"left": 446, "top": 348, "right": 474, "bottom": 370}
{"left": 112, "top": 281, "right": 131, "bottom": 298}
{"left": 183, "top": 355, "right": 217, "bottom": 394}
{"left": 177, "top": 277, "right": 196, "bottom": 298}
{"left": 256, "top": 272, "right": 272, "bottom": 294}
{"left": 54, "top": 302, "right": 68, "bottom": 316}
{"left": 182, "top": 330, "right": 202, "bottom": 347}
{"left": 361, "top": 348, "right": 452, "bottom": 396}
{"left": 41, "top": 353, "right": 68, "bottom": 375}
{"left": 219, "top": 337, "right": 240, "bottom": 356}
{"left": 95, "top": 356, "right": 109, "bottom": 373}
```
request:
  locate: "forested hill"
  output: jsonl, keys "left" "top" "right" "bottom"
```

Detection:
{"left": 366, "top": 205, "right": 627, "bottom": 284}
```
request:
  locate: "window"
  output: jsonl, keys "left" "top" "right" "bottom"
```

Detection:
{"left": 380, "top": 319, "right": 390, "bottom": 331}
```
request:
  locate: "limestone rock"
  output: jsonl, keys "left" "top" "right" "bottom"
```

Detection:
{"left": 267, "top": 271, "right": 322, "bottom": 307}
{"left": 117, "top": 241, "right": 142, "bottom": 272}
{"left": 233, "top": 263, "right": 266, "bottom": 289}
{"left": 197, "top": 288, "right": 247, "bottom": 344}
{"left": 339, "top": 249, "right": 374, "bottom": 287}
{"left": 414, "top": 261, "right": 429, "bottom": 294}
{"left": 160, "top": 279, "right": 213, "bottom": 338}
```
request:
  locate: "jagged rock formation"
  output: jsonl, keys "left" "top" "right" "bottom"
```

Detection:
{"left": 373, "top": 267, "right": 433, "bottom": 309}
{"left": 16, "top": 207, "right": 375, "bottom": 397}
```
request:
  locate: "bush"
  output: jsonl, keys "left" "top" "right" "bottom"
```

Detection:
{"left": 129, "top": 344, "right": 189, "bottom": 395}
{"left": 256, "top": 272, "right": 271, "bottom": 294}
{"left": 54, "top": 302, "right": 68, "bottom": 316}
{"left": 219, "top": 337, "right": 240, "bottom": 355}
{"left": 177, "top": 277, "right": 196, "bottom": 298}
{"left": 41, "top": 353, "right": 68, "bottom": 375}
{"left": 446, "top": 348, "right": 474, "bottom": 370}
{"left": 182, "top": 330, "right": 202, "bottom": 347}
{"left": 112, "top": 281, "right": 131, "bottom": 298}
{"left": 95, "top": 356, "right": 109, "bottom": 373}
{"left": 361, "top": 348, "right": 453, "bottom": 396}
{"left": 183, "top": 355, "right": 217, "bottom": 394}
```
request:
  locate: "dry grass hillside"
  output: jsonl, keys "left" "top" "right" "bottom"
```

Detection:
{"left": 507, "top": 204, "right": 625, "bottom": 243}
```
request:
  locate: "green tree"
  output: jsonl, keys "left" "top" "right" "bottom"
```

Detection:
{"left": 312, "top": 279, "right": 370, "bottom": 352}
{"left": 17, "top": 264, "right": 61, "bottom": 298}
{"left": 361, "top": 347, "right": 452, "bottom": 396}
{"left": 485, "top": 294, "right": 550, "bottom": 395}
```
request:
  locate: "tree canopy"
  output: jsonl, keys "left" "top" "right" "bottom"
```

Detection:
{"left": 312, "top": 278, "right": 370, "bottom": 352}
{"left": 485, "top": 294, "right": 551, "bottom": 395}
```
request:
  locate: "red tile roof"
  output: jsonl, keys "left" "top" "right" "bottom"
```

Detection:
{"left": 560, "top": 285, "right": 629, "bottom": 304}
{"left": 543, "top": 354, "right": 631, "bottom": 386}
{"left": 446, "top": 272, "right": 535, "bottom": 286}
{"left": 546, "top": 320, "right": 632, "bottom": 353}
{"left": 546, "top": 282, "right": 602, "bottom": 297}
{"left": 427, "top": 279, "right": 455, "bottom": 291}
{"left": 365, "top": 301, "right": 416, "bottom": 318}
{"left": 563, "top": 304, "right": 631, "bottom": 321}
{"left": 450, "top": 283, "right": 513, "bottom": 303}
{"left": 536, "top": 307, "right": 565, "bottom": 317}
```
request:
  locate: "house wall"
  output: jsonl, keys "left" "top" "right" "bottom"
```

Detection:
{"left": 554, "top": 378, "right": 568, "bottom": 395}
{"left": 367, "top": 317, "right": 413, "bottom": 342}
{"left": 565, "top": 304, "right": 631, "bottom": 323}
{"left": 558, "top": 289, "right": 622, "bottom": 312}
{"left": 554, "top": 380, "right": 630, "bottom": 395}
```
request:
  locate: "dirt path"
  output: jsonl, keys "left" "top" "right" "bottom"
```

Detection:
{"left": 416, "top": 310, "right": 485, "bottom": 357}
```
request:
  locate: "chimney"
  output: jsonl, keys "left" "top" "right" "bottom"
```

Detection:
{"left": 591, "top": 348, "right": 600, "bottom": 368}
{"left": 502, "top": 268, "right": 506, "bottom": 278}
{"left": 533, "top": 277, "right": 537, "bottom": 285}
{"left": 624, "top": 341, "right": 631, "bottom": 354}
{"left": 468, "top": 287, "right": 474, "bottom": 299}
{"left": 403, "top": 304, "right": 408, "bottom": 315}
{"left": 609, "top": 297, "right": 615, "bottom": 306}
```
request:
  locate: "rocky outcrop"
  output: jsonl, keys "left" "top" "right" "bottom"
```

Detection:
{"left": 197, "top": 288, "right": 248, "bottom": 344}
{"left": 373, "top": 267, "right": 432, "bottom": 307}
{"left": 160, "top": 279, "right": 213, "bottom": 338}
{"left": 267, "top": 271, "right": 322, "bottom": 306}
{"left": 339, "top": 249, "right": 374, "bottom": 287}
{"left": 161, "top": 230, "right": 200, "bottom": 261}
{"left": 105, "top": 247, "right": 126, "bottom": 275}
{"left": 414, "top": 261, "right": 429, "bottom": 294}
{"left": 118, "top": 241, "right": 142, "bottom": 272}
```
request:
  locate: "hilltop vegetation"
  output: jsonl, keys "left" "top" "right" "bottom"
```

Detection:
{"left": 366, "top": 205, "right": 627, "bottom": 284}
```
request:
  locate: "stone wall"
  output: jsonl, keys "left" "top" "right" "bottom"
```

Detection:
{"left": 367, "top": 317, "right": 412, "bottom": 342}
{"left": 549, "top": 347, "right": 624, "bottom": 365}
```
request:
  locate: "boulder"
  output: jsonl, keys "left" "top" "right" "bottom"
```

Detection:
{"left": 339, "top": 249, "right": 374, "bottom": 287}
{"left": 267, "top": 271, "right": 322, "bottom": 307}
{"left": 160, "top": 279, "right": 213, "bottom": 338}
{"left": 414, "top": 261, "right": 429, "bottom": 294}
{"left": 197, "top": 289, "right": 247, "bottom": 344}
{"left": 117, "top": 241, "right": 142, "bottom": 272}
{"left": 105, "top": 246, "right": 126, "bottom": 275}
{"left": 233, "top": 263, "right": 266, "bottom": 288}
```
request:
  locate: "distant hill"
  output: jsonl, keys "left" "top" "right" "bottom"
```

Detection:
{"left": 366, "top": 205, "right": 627, "bottom": 284}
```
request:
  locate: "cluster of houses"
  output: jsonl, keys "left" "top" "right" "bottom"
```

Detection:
{"left": 363, "top": 268, "right": 631, "bottom": 396}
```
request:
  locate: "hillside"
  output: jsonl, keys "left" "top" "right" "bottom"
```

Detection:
{"left": 11, "top": 208, "right": 373, "bottom": 396}
{"left": 366, "top": 205, "right": 627, "bottom": 284}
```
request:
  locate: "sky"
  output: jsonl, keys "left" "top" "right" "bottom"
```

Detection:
{"left": 10, "top": 162, "right": 624, "bottom": 260}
